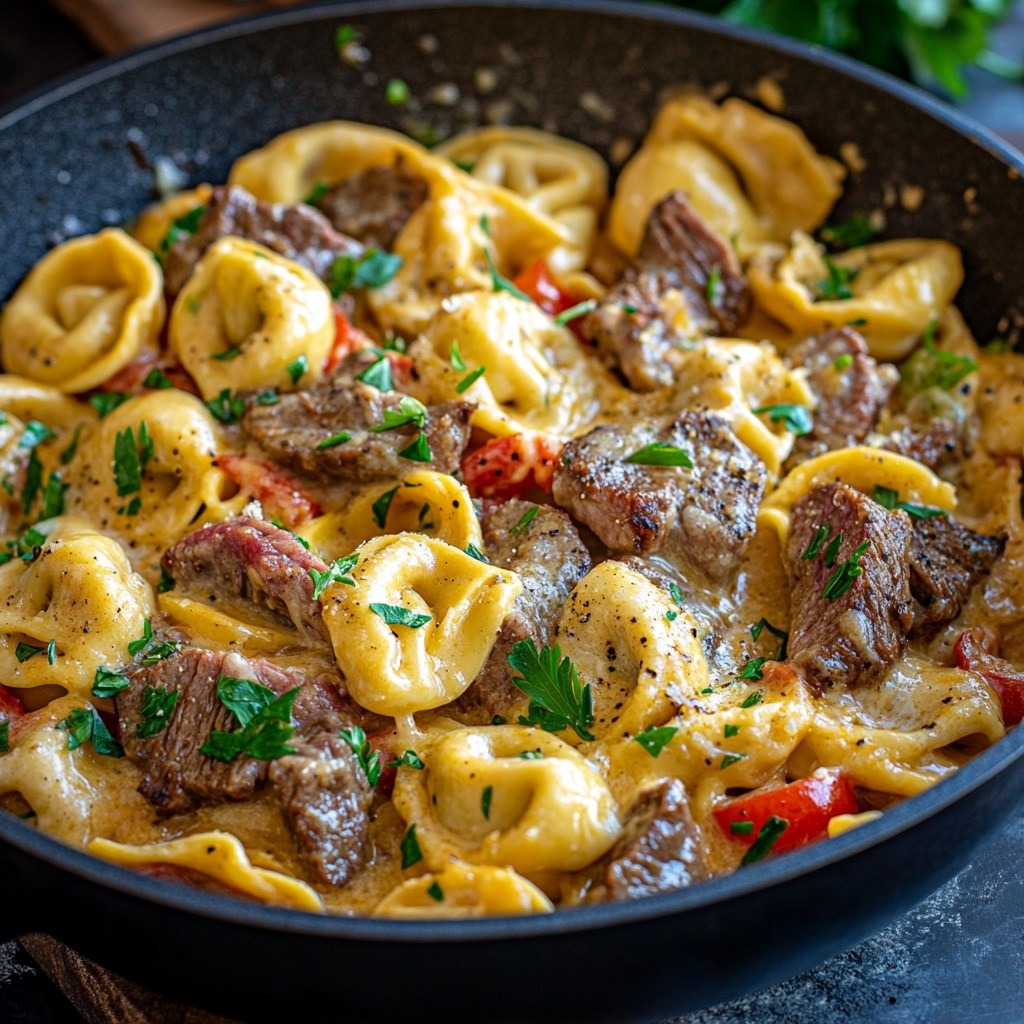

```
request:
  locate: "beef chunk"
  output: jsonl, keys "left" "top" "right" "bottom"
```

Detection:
{"left": 117, "top": 649, "right": 341, "bottom": 815}
{"left": 787, "top": 483, "right": 914, "bottom": 692}
{"left": 163, "top": 518, "right": 329, "bottom": 642}
{"left": 553, "top": 410, "right": 767, "bottom": 581}
{"left": 268, "top": 719, "right": 373, "bottom": 887}
{"left": 579, "top": 192, "right": 750, "bottom": 391}
{"left": 314, "top": 162, "right": 429, "bottom": 250}
{"left": 241, "top": 374, "right": 473, "bottom": 483}
{"left": 452, "top": 500, "right": 592, "bottom": 722}
{"left": 908, "top": 516, "right": 1005, "bottom": 638}
{"left": 786, "top": 327, "right": 897, "bottom": 464}
{"left": 162, "top": 184, "right": 362, "bottom": 293}
{"left": 591, "top": 779, "right": 708, "bottom": 901}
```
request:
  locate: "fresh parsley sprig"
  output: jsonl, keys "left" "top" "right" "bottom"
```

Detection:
{"left": 309, "top": 553, "right": 359, "bottom": 601}
{"left": 509, "top": 638, "right": 595, "bottom": 741}
{"left": 201, "top": 675, "right": 299, "bottom": 763}
{"left": 625, "top": 442, "right": 694, "bottom": 468}
{"left": 339, "top": 724, "right": 382, "bottom": 786}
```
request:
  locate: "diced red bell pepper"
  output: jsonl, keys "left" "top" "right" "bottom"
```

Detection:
{"left": 0, "top": 684, "right": 25, "bottom": 722}
{"left": 100, "top": 352, "right": 199, "bottom": 396}
{"left": 954, "top": 627, "right": 1024, "bottom": 727}
{"left": 323, "top": 304, "right": 374, "bottom": 375}
{"left": 713, "top": 768, "right": 859, "bottom": 853}
{"left": 215, "top": 455, "right": 321, "bottom": 529}
{"left": 460, "top": 431, "right": 564, "bottom": 500}
{"left": 512, "top": 259, "right": 580, "bottom": 317}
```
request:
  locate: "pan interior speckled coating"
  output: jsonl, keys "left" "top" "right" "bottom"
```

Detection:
{"left": 1, "top": 1, "right": 1023, "bottom": 1018}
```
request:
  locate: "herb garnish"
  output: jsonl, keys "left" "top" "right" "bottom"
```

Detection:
{"left": 511, "top": 506, "right": 539, "bottom": 536}
{"left": 509, "top": 638, "right": 594, "bottom": 741}
{"left": 802, "top": 524, "right": 830, "bottom": 560}
{"left": 372, "top": 486, "right": 399, "bottom": 529}
{"left": 56, "top": 706, "right": 124, "bottom": 758}
{"left": 483, "top": 248, "right": 533, "bottom": 303}
{"left": 465, "top": 543, "right": 489, "bottom": 563}
{"left": 750, "top": 617, "right": 789, "bottom": 660}
{"left": 730, "top": 820, "right": 755, "bottom": 836}
{"left": 159, "top": 205, "right": 205, "bottom": 254}
{"left": 387, "top": 750, "right": 425, "bottom": 770}
{"left": 21, "top": 451, "right": 42, "bottom": 514}
{"left": 316, "top": 431, "right": 352, "bottom": 450}
{"left": 370, "top": 603, "right": 432, "bottom": 629}
{"left": 143, "top": 368, "right": 174, "bottom": 390}
{"left": 386, "top": 78, "right": 411, "bottom": 106}
{"left": 135, "top": 685, "right": 179, "bottom": 739}
{"left": 157, "top": 565, "right": 175, "bottom": 594}
{"left": 814, "top": 255, "right": 860, "bottom": 301}
{"left": 554, "top": 299, "right": 598, "bottom": 327}
{"left": 90, "top": 392, "right": 129, "bottom": 418}
{"left": 286, "top": 355, "right": 308, "bottom": 385}
{"left": 634, "top": 724, "right": 678, "bottom": 758}
{"left": 724, "top": 724, "right": 741, "bottom": 739}
{"left": 427, "top": 881, "right": 444, "bottom": 902}
{"left": 752, "top": 404, "right": 813, "bottom": 437}
{"left": 91, "top": 667, "right": 131, "bottom": 699}
{"left": 339, "top": 724, "right": 382, "bottom": 786}
{"left": 740, "top": 691, "right": 763, "bottom": 709}
{"left": 450, "top": 341, "right": 467, "bottom": 372}
{"left": 624, "top": 442, "right": 694, "bottom": 468}
{"left": 823, "top": 541, "right": 870, "bottom": 600}
{"left": 456, "top": 366, "right": 487, "bottom": 394}
{"left": 821, "top": 213, "right": 876, "bottom": 249}
{"left": 371, "top": 396, "right": 427, "bottom": 433}
{"left": 737, "top": 657, "right": 767, "bottom": 681}
{"left": 823, "top": 531, "right": 844, "bottom": 567}
{"left": 900, "top": 317, "right": 978, "bottom": 393}
{"left": 308, "top": 553, "right": 359, "bottom": 600}
{"left": 205, "top": 389, "right": 246, "bottom": 424}
{"left": 18, "top": 421, "right": 56, "bottom": 449}
{"left": 401, "top": 824, "right": 423, "bottom": 869}
{"left": 328, "top": 250, "right": 404, "bottom": 297}
{"left": 40, "top": 472, "right": 66, "bottom": 518}
{"left": 740, "top": 815, "right": 789, "bottom": 865}
{"left": 355, "top": 355, "right": 394, "bottom": 393}
{"left": 833, "top": 353, "right": 854, "bottom": 371}
{"left": 871, "top": 485, "right": 948, "bottom": 519}
{"left": 481, "top": 785, "right": 493, "bottom": 820}
{"left": 60, "top": 425, "right": 82, "bottom": 465}
{"left": 211, "top": 346, "right": 243, "bottom": 362}
{"left": 15, "top": 641, "right": 47, "bottom": 663}
{"left": 0, "top": 721, "right": 8, "bottom": 753}
{"left": 201, "top": 676, "right": 299, "bottom": 763}
{"left": 720, "top": 752, "right": 748, "bottom": 770}
{"left": 398, "top": 432, "right": 433, "bottom": 462}
{"left": 706, "top": 267, "right": 723, "bottom": 306}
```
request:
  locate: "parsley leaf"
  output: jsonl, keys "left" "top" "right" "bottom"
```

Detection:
{"left": 205, "top": 389, "right": 246, "bottom": 424}
{"left": 0, "top": 720, "right": 8, "bottom": 754}
{"left": 135, "top": 685, "right": 179, "bottom": 739}
{"left": 56, "top": 706, "right": 124, "bottom": 758}
{"left": 900, "top": 318, "right": 978, "bottom": 392}
{"left": 286, "top": 355, "right": 308, "bottom": 385}
{"left": 372, "top": 486, "right": 399, "bottom": 529}
{"left": 89, "top": 392, "right": 129, "bottom": 418}
{"left": 802, "top": 524, "right": 831, "bottom": 560}
{"left": 750, "top": 617, "right": 789, "bottom": 660}
{"left": 481, "top": 785, "right": 493, "bottom": 819}
{"left": 821, "top": 213, "right": 876, "bottom": 249}
{"left": 456, "top": 366, "right": 487, "bottom": 394}
{"left": 339, "top": 724, "right": 382, "bottom": 786}
{"left": 21, "top": 450, "right": 42, "bottom": 514}
{"left": 211, "top": 346, "right": 243, "bottom": 362}
{"left": 398, "top": 431, "right": 432, "bottom": 462}
{"left": 356, "top": 355, "right": 394, "bottom": 393}
{"left": 737, "top": 657, "right": 767, "bottom": 681}
{"left": 201, "top": 676, "right": 299, "bottom": 763}
{"left": 509, "top": 638, "right": 594, "bottom": 741}
{"left": 554, "top": 299, "right": 598, "bottom": 326}
{"left": 401, "top": 824, "right": 423, "bottom": 869}
{"left": 15, "top": 641, "right": 45, "bottom": 663}
{"left": 18, "top": 421, "right": 56, "bottom": 449}
{"left": 308, "top": 553, "right": 359, "bottom": 601}
{"left": 511, "top": 505, "right": 539, "bottom": 536}
{"left": 143, "top": 368, "right": 174, "bottom": 390}
{"left": 40, "top": 471, "right": 66, "bottom": 518}
{"left": 814, "top": 255, "right": 860, "bottom": 300}
{"left": 741, "top": 815, "right": 789, "bottom": 866}
{"left": 752, "top": 403, "right": 813, "bottom": 436}
{"left": 484, "top": 248, "right": 533, "bottom": 303}
{"left": 823, "top": 540, "right": 870, "bottom": 600}
{"left": 60, "top": 425, "right": 82, "bottom": 465}
{"left": 720, "top": 752, "right": 748, "bottom": 770}
{"left": 634, "top": 724, "right": 678, "bottom": 758}
{"left": 91, "top": 666, "right": 131, "bottom": 699}
{"left": 427, "top": 880, "right": 444, "bottom": 902}
{"left": 706, "top": 267, "right": 723, "bottom": 306}
{"left": 740, "top": 690, "right": 764, "bottom": 709}
{"left": 370, "top": 396, "right": 427, "bottom": 433}
{"left": 316, "top": 431, "right": 352, "bottom": 450}
{"left": 465, "top": 543, "right": 489, "bottom": 563}
{"left": 328, "top": 250, "right": 404, "bottom": 297}
{"left": 159, "top": 205, "right": 205, "bottom": 254}
{"left": 871, "top": 484, "right": 948, "bottom": 519}
{"left": 625, "top": 442, "right": 694, "bottom": 468}
{"left": 387, "top": 750, "right": 425, "bottom": 770}
{"left": 370, "top": 603, "right": 432, "bottom": 628}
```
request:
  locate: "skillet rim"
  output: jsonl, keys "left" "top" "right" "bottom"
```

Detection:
{"left": 1, "top": 0, "right": 1023, "bottom": 944}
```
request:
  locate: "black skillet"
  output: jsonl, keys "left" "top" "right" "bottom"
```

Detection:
{"left": 1, "top": 2, "right": 1023, "bottom": 1021}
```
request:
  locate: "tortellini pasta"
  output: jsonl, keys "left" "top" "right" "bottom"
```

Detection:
{"left": 394, "top": 725, "right": 620, "bottom": 876}
{"left": 321, "top": 534, "right": 522, "bottom": 715}
{"left": 169, "top": 237, "right": 335, "bottom": 399}
{"left": 0, "top": 518, "right": 153, "bottom": 697}
{"left": 0, "top": 229, "right": 164, "bottom": 393}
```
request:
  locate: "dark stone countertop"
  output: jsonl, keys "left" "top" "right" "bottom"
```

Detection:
{"left": 0, "top": 2, "right": 1022, "bottom": 1022}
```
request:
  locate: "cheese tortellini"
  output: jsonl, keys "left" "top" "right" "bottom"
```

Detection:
{"left": 0, "top": 229, "right": 164, "bottom": 393}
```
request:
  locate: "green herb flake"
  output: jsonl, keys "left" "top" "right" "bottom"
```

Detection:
{"left": 386, "top": 78, "right": 411, "bottom": 106}
{"left": 821, "top": 213, "right": 876, "bottom": 249}
{"left": 211, "top": 346, "right": 243, "bottom": 362}
{"left": 518, "top": 750, "right": 545, "bottom": 759}
{"left": 802, "top": 524, "right": 831, "bottom": 560}
{"left": 15, "top": 641, "right": 45, "bottom": 663}
{"left": 205, "top": 389, "right": 246, "bottom": 424}
{"left": 56, "top": 706, "right": 124, "bottom": 758}
{"left": 398, "top": 431, "right": 433, "bottom": 463}
{"left": 814, "top": 255, "right": 860, "bottom": 301}
{"left": 823, "top": 531, "right": 844, "bottom": 568}
{"left": 201, "top": 677, "right": 299, "bottom": 763}
{"left": 740, "top": 815, "right": 789, "bottom": 866}
{"left": 465, "top": 543, "right": 489, "bottom": 563}
{"left": 823, "top": 540, "right": 870, "bottom": 600}
{"left": 750, "top": 617, "right": 789, "bottom": 659}
{"left": 46, "top": 639, "right": 56, "bottom": 666}
{"left": 159, "top": 205, "right": 205, "bottom": 254}
{"left": 308, "top": 553, "right": 359, "bottom": 601}
{"left": 724, "top": 724, "right": 740, "bottom": 738}
{"left": 554, "top": 299, "right": 598, "bottom": 327}
{"left": 456, "top": 366, "right": 487, "bottom": 394}
{"left": 900, "top": 318, "right": 979, "bottom": 393}
{"left": 286, "top": 355, "right": 308, "bottom": 385}
{"left": 752, "top": 403, "right": 813, "bottom": 437}
{"left": 334, "top": 24, "right": 359, "bottom": 49}
{"left": 483, "top": 248, "right": 533, "bottom": 303}
{"left": 40, "top": 471, "right": 67, "bottom": 519}
{"left": 143, "top": 368, "right": 174, "bottom": 390}
{"left": 316, "top": 431, "right": 352, "bottom": 450}
{"left": 400, "top": 824, "right": 423, "bottom": 869}
{"left": 740, "top": 691, "right": 763, "bottom": 709}
{"left": 720, "top": 752, "right": 748, "bottom": 770}
{"left": 60, "top": 425, "right": 83, "bottom": 465}
{"left": 870, "top": 484, "right": 947, "bottom": 519}
{"left": 509, "top": 638, "right": 594, "bottom": 741}
{"left": 18, "top": 420, "right": 56, "bottom": 449}
{"left": 481, "top": 784, "right": 493, "bottom": 820}
{"left": 706, "top": 267, "right": 724, "bottom": 306}
{"left": 730, "top": 820, "right": 755, "bottom": 836}
{"left": 157, "top": 565, "right": 175, "bottom": 594}
{"left": 370, "top": 603, "right": 432, "bottom": 629}
{"left": 371, "top": 396, "right": 428, "bottom": 433}
{"left": 737, "top": 657, "right": 767, "bottom": 682}
{"left": 0, "top": 721, "right": 8, "bottom": 754}
{"left": 135, "top": 685, "right": 179, "bottom": 739}
{"left": 387, "top": 750, "right": 425, "bottom": 770}
{"left": 371, "top": 486, "right": 400, "bottom": 529}
{"left": 339, "top": 724, "right": 382, "bottom": 786}
{"left": 511, "top": 505, "right": 539, "bottom": 536}
{"left": 634, "top": 724, "right": 678, "bottom": 758}
{"left": 91, "top": 667, "right": 131, "bottom": 699}
{"left": 89, "top": 392, "right": 129, "bottom": 419}
{"left": 353, "top": 356, "right": 394, "bottom": 394}
{"left": 449, "top": 341, "right": 467, "bottom": 372}
{"left": 21, "top": 450, "right": 42, "bottom": 514}
{"left": 426, "top": 880, "right": 444, "bottom": 902}
{"left": 624, "top": 442, "right": 694, "bottom": 468}
{"left": 833, "top": 353, "right": 854, "bottom": 371}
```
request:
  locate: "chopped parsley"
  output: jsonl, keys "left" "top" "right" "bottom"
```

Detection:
{"left": 750, "top": 618, "right": 789, "bottom": 660}
{"left": 554, "top": 299, "right": 598, "bottom": 326}
{"left": 509, "top": 638, "right": 594, "bottom": 741}
{"left": 355, "top": 355, "right": 394, "bottom": 393}
{"left": 201, "top": 676, "right": 299, "bottom": 763}
{"left": 89, "top": 392, "right": 129, "bottom": 418}
{"left": 427, "top": 881, "right": 444, "bottom": 902}
{"left": 802, "top": 524, "right": 831, "bottom": 560}
{"left": 40, "top": 471, "right": 66, "bottom": 519}
{"left": 871, "top": 485, "right": 947, "bottom": 519}
{"left": 56, "top": 706, "right": 123, "bottom": 758}
{"left": 370, "top": 603, "right": 432, "bottom": 629}
{"left": 465, "top": 543, "right": 489, "bottom": 563}
{"left": 450, "top": 341, "right": 467, "bottom": 372}
{"left": 740, "top": 815, "right": 789, "bottom": 865}
{"left": 823, "top": 531, "right": 844, "bottom": 567}
{"left": 511, "top": 505, "right": 539, "bottom": 536}
{"left": 518, "top": 750, "right": 545, "bottom": 759}
{"left": 706, "top": 267, "right": 724, "bottom": 306}
{"left": 398, "top": 431, "right": 433, "bottom": 462}
{"left": 456, "top": 366, "right": 487, "bottom": 394}
{"left": 634, "top": 724, "right": 678, "bottom": 758}
{"left": 91, "top": 666, "right": 131, "bottom": 699}
{"left": 334, "top": 24, "right": 359, "bottom": 49}
{"left": 371, "top": 396, "right": 428, "bottom": 433}
{"left": 60, "top": 425, "right": 82, "bottom": 465}
{"left": 386, "top": 78, "right": 411, "bottom": 106}
{"left": 387, "top": 750, "right": 425, "bottom": 770}
{"left": 724, "top": 724, "right": 740, "bottom": 739}
{"left": 483, "top": 248, "right": 532, "bottom": 303}
{"left": 14, "top": 641, "right": 46, "bottom": 663}
{"left": 211, "top": 346, "right": 243, "bottom": 362}
{"left": 158, "top": 205, "right": 205, "bottom": 254}
{"left": 134, "top": 685, "right": 179, "bottom": 739}
{"left": 752, "top": 403, "right": 813, "bottom": 437}
{"left": 286, "top": 355, "right": 308, "bottom": 385}
{"left": 126, "top": 619, "right": 179, "bottom": 664}
{"left": 823, "top": 540, "right": 870, "bottom": 600}
{"left": 814, "top": 255, "right": 860, "bottom": 301}
{"left": 205, "top": 389, "right": 246, "bottom": 424}
{"left": 113, "top": 421, "right": 153, "bottom": 500}
{"left": 157, "top": 565, "right": 175, "bottom": 594}
{"left": 624, "top": 442, "right": 693, "bottom": 468}
{"left": 316, "top": 431, "right": 352, "bottom": 450}
{"left": 18, "top": 421, "right": 56, "bottom": 449}
{"left": 730, "top": 820, "right": 755, "bottom": 836}
{"left": 328, "top": 250, "right": 404, "bottom": 297}
{"left": 821, "top": 213, "right": 876, "bottom": 249}
{"left": 720, "top": 752, "right": 748, "bottom": 770}
{"left": 372, "top": 486, "right": 399, "bottom": 529}
{"left": 143, "top": 368, "right": 174, "bottom": 390}
{"left": 21, "top": 451, "right": 42, "bottom": 514}
{"left": 740, "top": 691, "right": 763, "bottom": 709}
{"left": 736, "top": 657, "right": 767, "bottom": 681}
{"left": 481, "top": 785, "right": 493, "bottom": 820}
{"left": 339, "top": 724, "right": 382, "bottom": 786}
{"left": 0, "top": 721, "right": 8, "bottom": 753}
{"left": 308, "top": 553, "right": 359, "bottom": 600}
{"left": 400, "top": 824, "right": 423, "bottom": 869}
{"left": 833, "top": 353, "right": 854, "bottom": 371}
{"left": 900, "top": 317, "right": 978, "bottom": 393}
{"left": 303, "top": 182, "right": 330, "bottom": 206}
